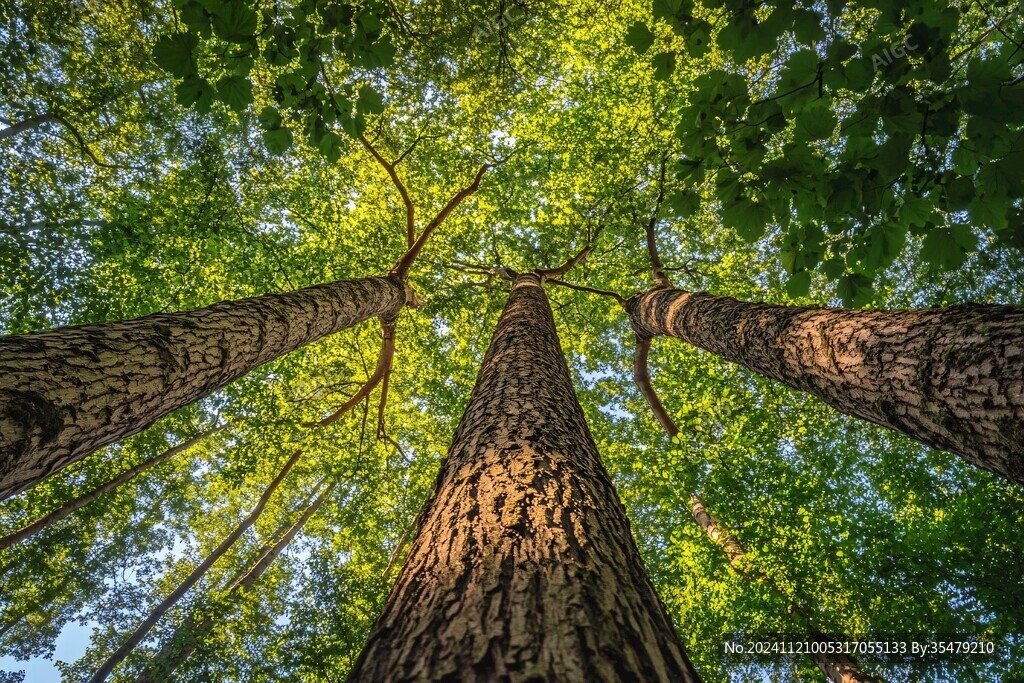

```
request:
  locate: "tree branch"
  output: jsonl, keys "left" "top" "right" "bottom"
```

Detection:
{"left": 645, "top": 157, "right": 673, "bottom": 290}
{"left": 546, "top": 278, "right": 626, "bottom": 306}
{"left": 359, "top": 135, "right": 416, "bottom": 247}
{"left": 2, "top": 111, "right": 142, "bottom": 171}
{"left": 632, "top": 336, "right": 682, "bottom": 437}
{"left": 391, "top": 163, "right": 489, "bottom": 280}
{"left": 305, "top": 321, "right": 397, "bottom": 428}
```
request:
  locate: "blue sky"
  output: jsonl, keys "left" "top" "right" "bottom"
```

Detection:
{"left": 0, "top": 621, "right": 92, "bottom": 683}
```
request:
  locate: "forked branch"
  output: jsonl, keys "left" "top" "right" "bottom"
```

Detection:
{"left": 391, "top": 163, "right": 489, "bottom": 280}
{"left": 305, "top": 321, "right": 397, "bottom": 428}
{"left": 359, "top": 135, "right": 416, "bottom": 247}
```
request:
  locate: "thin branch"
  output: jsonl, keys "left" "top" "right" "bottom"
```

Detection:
{"left": 632, "top": 336, "right": 682, "bottom": 437}
{"left": 376, "top": 348, "right": 392, "bottom": 438}
{"left": 57, "top": 113, "right": 144, "bottom": 170}
{"left": 384, "top": 524, "right": 413, "bottom": 580}
{"left": 305, "top": 321, "right": 396, "bottom": 428}
{"left": 546, "top": 278, "right": 626, "bottom": 306}
{"left": 535, "top": 219, "right": 606, "bottom": 280}
{"left": 450, "top": 260, "right": 518, "bottom": 281}
{"left": 87, "top": 449, "right": 302, "bottom": 683}
{"left": 359, "top": 135, "right": 416, "bottom": 247}
{"left": 0, "top": 113, "right": 55, "bottom": 140}
{"left": 645, "top": 156, "right": 673, "bottom": 290}
{"left": 391, "top": 163, "right": 489, "bottom": 280}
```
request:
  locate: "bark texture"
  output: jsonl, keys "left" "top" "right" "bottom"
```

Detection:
{"left": 348, "top": 274, "right": 700, "bottom": 683}
{"left": 628, "top": 290, "right": 1024, "bottom": 482}
{"left": 0, "top": 276, "right": 404, "bottom": 499}
{"left": 135, "top": 479, "right": 336, "bottom": 683}
{"left": 0, "top": 428, "right": 218, "bottom": 551}
{"left": 87, "top": 449, "right": 301, "bottom": 683}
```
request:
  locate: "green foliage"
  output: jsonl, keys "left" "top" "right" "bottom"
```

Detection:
{"left": 1, "top": 1, "right": 1023, "bottom": 682}
{"left": 150, "top": 0, "right": 398, "bottom": 159}
{"left": 628, "top": 0, "right": 1024, "bottom": 300}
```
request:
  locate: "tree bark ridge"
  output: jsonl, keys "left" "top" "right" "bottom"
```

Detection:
{"left": 628, "top": 289, "right": 1024, "bottom": 481}
{"left": 348, "top": 273, "right": 700, "bottom": 682}
{"left": 0, "top": 276, "right": 404, "bottom": 499}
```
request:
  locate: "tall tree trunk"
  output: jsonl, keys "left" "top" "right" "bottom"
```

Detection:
{"left": 0, "top": 428, "right": 219, "bottom": 551}
{"left": 633, "top": 337, "right": 878, "bottom": 683}
{"left": 135, "top": 478, "right": 337, "bottom": 683}
{"left": 0, "top": 276, "right": 404, "bottom": 500}
{"left": 348, "top": 273, "right": 700, "bottom": 682}
{"left": 628, "top": 290, "right": 1024, "bottom": 482}
{"left": 87, "top": 449, "right": 302, "bottom": 683}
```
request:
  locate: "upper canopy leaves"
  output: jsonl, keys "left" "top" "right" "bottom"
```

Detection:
{"left": 630, "top": 0, "right": 1024, "bottom": 304}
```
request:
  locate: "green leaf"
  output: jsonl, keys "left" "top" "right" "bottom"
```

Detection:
{"left": 179, "top": 1, "right": 211, "bottom": 34}
{"left": 340, "top": 112, "right": 367, "bottom": 139}
{"left": 722, "top": 198, "right": 771, "bottom": 242}
{"left": 667, "top": 189, "right": 700, "bottom": 217}
{"left": 794, "top": 98, "right": 837, "bottom": 141}
{"left": 793, "top": 9, "right": 826, "bottom": 44}
{"left": 262, "top": 126, "right": 293, "bottom": 154}
{"left": 215, "top": 75, "right": 253, "bottom": 112}
{"left": 837, "top": 273, "right": 872, "bottom": 307}
{"left": 175, "top": 75, "right": 214, "bottom": 113}
{"left": 211, "top": 0, "right": 259, "bottom": 44}
{"left": 652, "top": 52, "right": 676, "bottom": 81}
{"left": 899, "top": 195, "right": 932, "bottom": 228}
{"left": 921, "top": 224, "right": 976, "bottom": 271}
{"left": 625, "top": 22, "right": 656, "bottom": 55}
{"left": 785, "top": 270, "right": 811, "bottom": 298}
{"left": 316, "top": 129, "right": 343, "bottom": 162}
{"left": 153, "top": 33, "right": 198, "bottom": 78}
{"left": 653, "top": 0, "right": 683, "bottom": 21}
{"left": 258, "top": 106, "right": 282, "bottom": 129}
{"left": 357, "top": 85, "right": 385, "bottom": 115}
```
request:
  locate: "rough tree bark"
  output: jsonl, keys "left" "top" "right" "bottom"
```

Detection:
{"left": 87, "top": 449, "right": 302, "bottom": 683}
{"left": 0, "top": 276, "right": 405, "bottom": 500}
{"left": 0, "top": 428, "right": 219, "bottom": 551}
{"left": 135, "top": 478, "right": 337, "bottom": 683}
{"left": 628, "top": 290, "right": 1024, "bottom": 482}
{"left": 347, "top": 273, "right": 700, "bottom": 683}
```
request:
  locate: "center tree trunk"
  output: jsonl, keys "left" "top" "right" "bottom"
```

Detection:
{"left": 348, "top": 274, "right": 700, "bottom": 683}
{"left": 628, "top": 289, "right": 1024, "bottom": 482}
{"left": 0, "top": 276, "right": 405, "bottom": 500}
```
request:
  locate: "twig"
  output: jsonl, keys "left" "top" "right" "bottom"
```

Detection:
{"left": 546, "top": 279, "right": 626, "bottom": 306}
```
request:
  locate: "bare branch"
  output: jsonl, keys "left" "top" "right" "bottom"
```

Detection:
{"left": 536, "top": 218, "right": 606, "bottom": 280}
{"left": 2, "top": 111, "right": 143, "bottom": 171}
{"left": 359, "top": 135, "right": 416, "bottom": 247}
{"left": 645, "top": 156, "right": 673, "bottom": 290}
{"left": 305, "top": 321, "right": 397, "bottom": 428}
{"left": 391, "top": 164, "right": 489, "bottom": 280}
{"left": 547, "top": 278, "right": 626, "bottom": 306}
{"left": 632, "top": 336, "right": 682, "bottom": 437}
{"left": 450, "top": 260, "right": 518, "bottom": 281}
